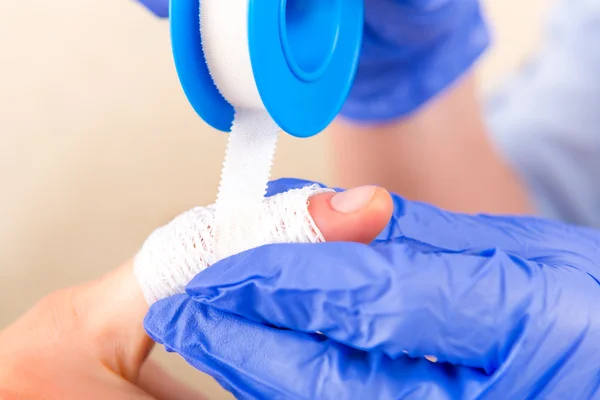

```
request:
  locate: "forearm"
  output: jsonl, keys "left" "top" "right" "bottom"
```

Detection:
{"left": 328, "top": 75, "right": 533, "bottom": 215}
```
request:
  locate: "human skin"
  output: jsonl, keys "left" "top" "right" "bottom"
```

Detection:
{"left": 0, "top": 187, "right": 393, "bottom": 399}
{"left": 329, "top": 75, "right": 533, "bottom": 215}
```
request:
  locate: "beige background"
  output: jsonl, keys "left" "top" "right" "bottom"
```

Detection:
{"left": 0, "top": 1, "right": 551, "bottom": 398}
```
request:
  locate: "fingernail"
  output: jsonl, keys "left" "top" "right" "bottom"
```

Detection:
{"left": 331, "top": 186, "right": 377, "bottom": 214}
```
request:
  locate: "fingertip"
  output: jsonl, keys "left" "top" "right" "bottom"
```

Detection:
{"left": 370, "top": 187, "right": 395, "bottom": 222}
{"left": 309, "top": 186, "right": 393, "bottom": 243}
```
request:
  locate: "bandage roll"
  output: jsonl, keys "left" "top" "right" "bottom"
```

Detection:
{"left": 170, "top": 0, "right": 364, "bottom": 137}
{"left": 133, "top": 1, "right": 363, "bottom": 304}
{"left": 173, "top": 0, "right": 362, "bottom": 260}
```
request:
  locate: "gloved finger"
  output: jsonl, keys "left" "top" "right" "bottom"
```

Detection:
{"left": 266, "top": 178, "right": 332, "bottom": 197}
{"left": 379, "top": 193, "right": 599, "bottom": 264}
{"left": 145, "top": 294, "right": 486, "bottom": 400}
{"left": 186, "top": 241, "right": 544, "bottom": 373}
{"left": 137, "top": 0, "right": 169, "bottom": 18}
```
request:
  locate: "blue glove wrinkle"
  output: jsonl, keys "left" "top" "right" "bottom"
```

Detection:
{"left": 146, "top": 295, "right": 300, "bottom": 400}
{"left": 187, "top": 239, "right": 544, "bottom": 374}
{"left": 382, "top": 192, "right": 600, "bottom": 268}
{"left": 146, "top": 295, "right": 487, "bottom": 400}
{"left": 145, "top": 179, "right": 600, "bottom": 399}
{"left": 478, "top": 264, "right": 600, "bottom": 399}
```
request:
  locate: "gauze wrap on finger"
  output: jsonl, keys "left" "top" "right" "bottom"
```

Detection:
{"left": 134, "top": 184, "right": 332, "bottom": 304}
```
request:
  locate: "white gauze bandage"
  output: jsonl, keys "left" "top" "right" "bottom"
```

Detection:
{"left": 133, "top": 0, "right": 333, "bottom": 304}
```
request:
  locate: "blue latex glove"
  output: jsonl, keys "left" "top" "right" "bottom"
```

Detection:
{"left": 145, "top": 178, "right": 600, "bottom": 399}
{"left": 137, "top": 0, "right": 168, "bottom": 18}
{"left": 136, "top": 0, "right": 489, "bottom": 121}
{"left": 341, "top": 0, "right": 489, "bottom": 121}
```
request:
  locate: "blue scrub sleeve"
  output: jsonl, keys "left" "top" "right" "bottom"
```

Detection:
{"left": 486, "top": 0, "right": 600, "bottom": 228}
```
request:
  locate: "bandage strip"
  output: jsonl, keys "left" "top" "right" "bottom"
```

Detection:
{"left": 200, "top": 0, "right": 283, "bottom": 262}
{"left": 213, "top": 110, "right": 279, "bottom": 261}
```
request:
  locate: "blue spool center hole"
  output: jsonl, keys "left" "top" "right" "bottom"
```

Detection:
{"left": 281, "top": 0, "right": 341, "bottom": 81}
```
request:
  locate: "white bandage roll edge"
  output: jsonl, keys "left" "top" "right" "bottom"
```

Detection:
{"left": 133, "top": 1, "right": 332, "bottom": 304}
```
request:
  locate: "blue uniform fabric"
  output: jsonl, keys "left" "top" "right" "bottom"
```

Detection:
{"left": 145, "top": 179, "right": 600, "bottom": 400}
{"left": 486, "top": 0, "right": 600, "bottom": 228}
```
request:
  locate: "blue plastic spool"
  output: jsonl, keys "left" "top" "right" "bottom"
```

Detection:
{"left": 169, "top": 0, "right": 364, "bottom": 138}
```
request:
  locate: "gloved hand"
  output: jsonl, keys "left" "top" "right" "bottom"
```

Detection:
{"left": 136, "top": 0, "right": 489, "bottom": 121}
{"left": 145, "top": 178, "right": 600, "bottom": 399}
{"left": 342, "top": 0, "right": 489, "bottom": 121}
